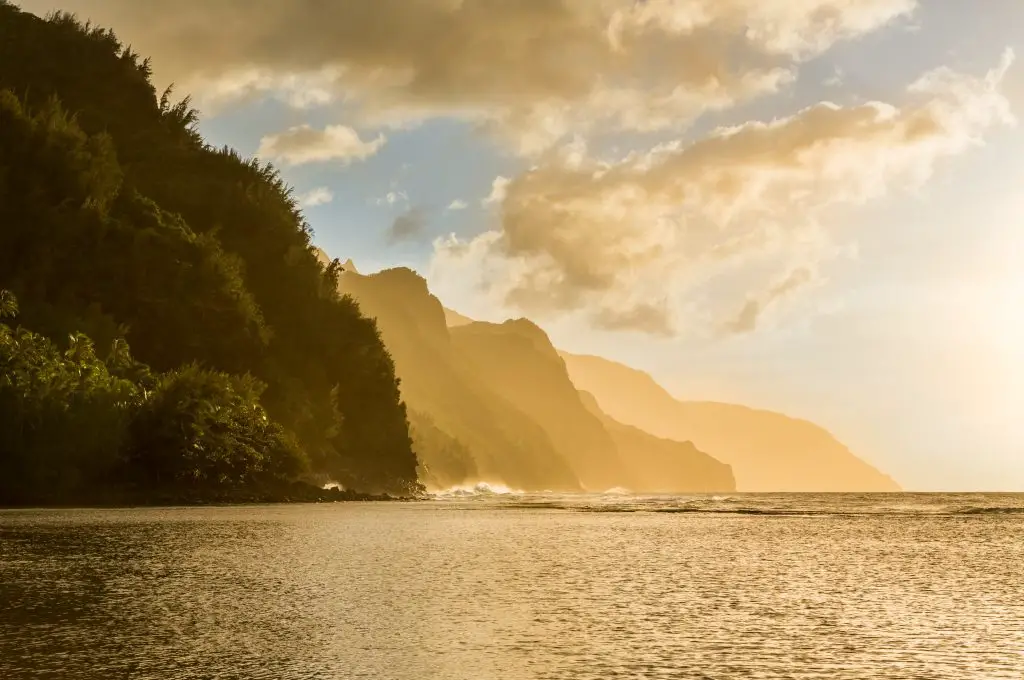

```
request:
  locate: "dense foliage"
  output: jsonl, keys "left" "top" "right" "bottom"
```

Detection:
{"left": 0, "top": 3, "right": 420, "bottom": 501}
{"left": 0, "top": 292, "right": 306, "bottom": 503}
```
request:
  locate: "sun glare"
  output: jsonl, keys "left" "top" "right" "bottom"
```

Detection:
{"left": 997, "top": 279, "right": 1024, "bottom": 370}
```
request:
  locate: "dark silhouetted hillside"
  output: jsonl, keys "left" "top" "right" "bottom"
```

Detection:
{"left": 561, "top": 352, "right": 901, "bottom": 492}
{"left": 0, "top": 4, "right": 418, "bottom": 500}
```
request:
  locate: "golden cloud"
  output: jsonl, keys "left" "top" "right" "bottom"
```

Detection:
{"left": 256, "top": 124, "right": 385, "bottom": 166}
{"left": 434, "top": 51, "right": 1016, "bottom": 334}
{"left": 20, "top": 0, "right": 917, "bottom": 151}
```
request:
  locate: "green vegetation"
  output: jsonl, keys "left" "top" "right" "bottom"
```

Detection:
{"left": 0, "top": 292, "right": 309, "bottom": 503}
{"left": 0, "top": 3, "right": 420, "bottom": 503}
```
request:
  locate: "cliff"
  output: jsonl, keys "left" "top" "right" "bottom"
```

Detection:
{"left": 577, "top": 392, "right": 736, "bottom": 493}
{"left": 450, "top": 319, "right": 629, "bottom": 491}
{"left": 339, "top": 268, "right": 582, "bottom": 491}
{"left": 560, "top": 352, "right": 901, "bottom": 492}
{"left": 442, "top": 307, "right": 475, "bottom": 328}
{"left": 346, "top": 277, "right": 737, "bottom": 493}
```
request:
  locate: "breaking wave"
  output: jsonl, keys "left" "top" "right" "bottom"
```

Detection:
{"left": 430, "top": 482, "right": 525, "bottom": 498}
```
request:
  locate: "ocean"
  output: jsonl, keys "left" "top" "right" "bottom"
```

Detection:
{"left": 2, "top": 491, "right": 1022, "bottom": 679}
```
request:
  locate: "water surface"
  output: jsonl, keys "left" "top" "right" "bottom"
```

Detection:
{"left": 2, "top": 492, "right": 1022, "bottom": 679}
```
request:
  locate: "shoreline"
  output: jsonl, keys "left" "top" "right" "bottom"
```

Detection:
{"left": 0, "top": 482, "right": 418, "bottom": 509}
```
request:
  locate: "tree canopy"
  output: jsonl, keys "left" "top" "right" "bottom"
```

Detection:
{"left": 0, "top": 3, "right": 420, "bottom": 502}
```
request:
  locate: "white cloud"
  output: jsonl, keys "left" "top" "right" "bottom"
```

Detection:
{"left": 447, "top": 199, "right": 468, "bottom": 211}
{"left": 373, "top": 190, "right": 409, "bottom": 207}
{"left": 257, "top": 124, "right": 385, "bottom": 166}
{"left": 825, "top": 68, "right": 845, "bottom": 88}
{"left": 298, "top": 187, "right": 334, "bottom": 207}
{"left": 482, "top": 176, "right": 511, "bottom": 207}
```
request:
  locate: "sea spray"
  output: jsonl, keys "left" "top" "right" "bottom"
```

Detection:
{"left": 429, "top": 481, "right": 524, "bottom": 498}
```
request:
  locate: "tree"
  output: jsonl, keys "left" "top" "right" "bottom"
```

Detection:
{"left": 0, "top": 5, "right": 421, "bottom": 497}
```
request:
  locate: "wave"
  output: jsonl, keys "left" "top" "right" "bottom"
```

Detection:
{"left": 953, "top": 506, "right": 1024, "bottom": 515}
{"left": 601, "top": 487, "right": 632, "bottom": 495}
{"left": 429, "top": 482, "right": 525, "bottom": 498}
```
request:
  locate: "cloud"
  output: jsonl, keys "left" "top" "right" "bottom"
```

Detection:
{"left": 447, "top": 199, "right": 468, "bottom": 211}
{"left": 721, "top": 267, "right": 815, "bottom": 335}
{"left": 592, "top": 302, "right": 675, "bottom": 337}
{"left": 825, "top": 68, "right": 845, "bottom": 88}
{"left": 297, "top": 187, "right": 334, "bottom": 207}
{"left": 482, "top": 176, "right": 511, "bottom": 206}
{"left": 257, "top": 124, "right": 385, "bottom": 166}
{"left": 23, "top": 0, "right": 918, "bottom": 153}
{"left": 387, "top": 208, "right": 427, "bottom": 245}
{"left": 435, "top": 52, "right": 1016, "bottom": 335}
{"left": 29, "top": 0, "right": 1013, "bottom": 340}
{"left": 373, "top": 190, "right": 409, "bottom": 207}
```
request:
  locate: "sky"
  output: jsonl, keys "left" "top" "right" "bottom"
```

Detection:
{"left": 19, "top": 0, "right": 1024, "bottom": 490}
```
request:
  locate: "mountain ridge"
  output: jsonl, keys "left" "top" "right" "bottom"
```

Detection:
{"left": 338, "top": 267, "right": 583, "bottom": 491}
{"left": 450, "top": 318, "right": 630, "bottom": 491}
{"left": 340, "top": 267, "right": 738, "bottom": 492}
{"left": 577, "top": 391, "right": 736, "bottom": 492}
{"left": 440, "top": 306, "right": 899, "bottom": 492}
{"left": 560, "top": 351, "right": 901, "bottom": 492}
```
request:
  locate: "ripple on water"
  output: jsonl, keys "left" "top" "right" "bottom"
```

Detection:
{"left": 1, "top": 494, "right": 1023, "bottom": 680}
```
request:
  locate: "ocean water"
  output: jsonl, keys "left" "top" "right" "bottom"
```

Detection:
{"left": 1, "top": 492, "right": 1022, "bottom": 679}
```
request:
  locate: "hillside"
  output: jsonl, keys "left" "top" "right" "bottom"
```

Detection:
{"left": 576, "top": 392, "right": 735, "bottom": 493}
{"left": 342, "top": 270, "right": 737, "bottom": 493}
{"left": 338, "top": 268, "right": 582, "bottom": 491}
{"left": 450, "top": 320, "right": 630, "bottom": 491}
{"left": 561, "top": 352, "right": 901, "bottom": 492}
{"left": 0, "top": 4, "right": 418, "bottom": 500}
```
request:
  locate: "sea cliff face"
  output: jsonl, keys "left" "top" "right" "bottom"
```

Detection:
{"left": 450, "top": 319, "right": 629, "bottom": 492}
{"left": 561, "top": 352, "right": 901, "bottom": 492}
{"left": 339, "top": 268, "right": 582, "bottom": 492}
{"left": 341, "top": 269, "right": 738, "bottom": 493}
{"left": 577, "top": 391, "right": 736, "bottom": 493}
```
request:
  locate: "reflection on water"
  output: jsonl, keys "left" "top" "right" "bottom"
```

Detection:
{"left": 1, "top": 493, "right": 1023, "bottom": 679}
